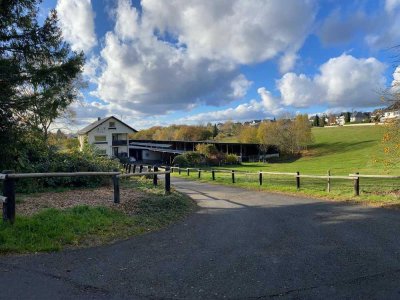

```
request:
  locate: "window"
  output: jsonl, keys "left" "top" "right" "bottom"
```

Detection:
{"left": 97, "top": 149, "right": 107, "bottom": 155}
{"left": 109, "top": 121, "right": 116, "bottom": 128}
{"left": 94, "top": 136, "right": 106, "bottom": 143}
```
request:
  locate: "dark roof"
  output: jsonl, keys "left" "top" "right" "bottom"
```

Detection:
{"left": 78, "top": 116, "right": 137, "bottom": 135}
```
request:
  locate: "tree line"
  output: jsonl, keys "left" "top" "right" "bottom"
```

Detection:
{"left": 132, "top": 114, "right": 313, "bottom": 156}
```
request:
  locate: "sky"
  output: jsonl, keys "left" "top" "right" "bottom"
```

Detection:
{"left": 40, "top": 0, "right": 400, "bottom": 131}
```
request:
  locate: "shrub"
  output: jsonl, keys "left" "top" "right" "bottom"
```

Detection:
{"left": 182, "top": 151, "right": 204, "bottom": 166}
{"left": 224, "top": 154, "right": 239, "bottom": 165}
{"left": 16, "top": 146, "right": 120, "bottom": 193}
{"left": 172, "top": 155, "right": 189, "bottom": 167}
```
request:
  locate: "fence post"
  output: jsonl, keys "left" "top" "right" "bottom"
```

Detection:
{"left": 296, "top": 171, "right": 300, "bottom": 190}
{"left": 125, "top": 164, "right": 129, "bottom": 172}
{"left": 212, "top": 170, "right": 215, "bottom": 180}
{"left": 231, "top": 170, "right": 235, "bottom": 183}
{"left": 148, "top": 165, "right": 152, "bottom": 172}
{"left": 165, "top": 167, "right": 171, "bottom": 194}
{"left": 132, "top": 164, "right": 136, "bottom": 173}
{"left": 139, "top": 165, "right": 143, "bottom": 173}
{"left": 2, "top": 170, "right": 15, "bottom": 224}
{"left": 178, "top": 167, "right": 181, "bottom": 175}
{"left": 259, "top": 172, "right": 263, "bottom": 186}
{"left": 128, "top": 164, "right": 132, "bottom": 173}
{"left": 354, "top": 172, "right": 360, "bottom": 196}
{"left": 327, "top": 170, "right": 331, "bottom": 192}
{"left": 153, "top": 166, "right": 158, "bottom": 186}
{"left": 198, "top": 169, "right": 201, "bottom": 179}
{"left": 113, "top": 173, "right": 120, "bottom": 204}
{"left": 187, "top": 168, "right": 190, "bottom": 176}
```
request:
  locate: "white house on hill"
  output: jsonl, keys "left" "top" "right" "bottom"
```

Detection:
{"left": 78, "top": 116, "right": 137, "bottom": 157}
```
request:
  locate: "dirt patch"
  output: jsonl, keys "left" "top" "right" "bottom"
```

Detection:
{"left": 17, "top": 186, "right": 147, "bottom": 216}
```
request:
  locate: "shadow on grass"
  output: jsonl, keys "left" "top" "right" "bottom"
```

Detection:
{"left": 309, "top": 140, "right": 376, "bottom": 157}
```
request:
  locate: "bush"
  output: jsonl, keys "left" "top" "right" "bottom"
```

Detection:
{"left": 16, "top": 146, "right": 120, "bottom": 193}
{"left": 224, "top": 154, "right": 239, "bottom": 165}
{"left": 183, "top": 151, "right": 204, "bottom": 166}
{"left": 172, "top": 155, "right": 189, "bottom": 167}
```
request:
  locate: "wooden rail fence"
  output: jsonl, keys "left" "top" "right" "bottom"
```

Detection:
{"left": 1, "top": 166, "right": 171, "bottom": 224}
{"left": 169, "top": 166, "right": 397, "bottom": 197}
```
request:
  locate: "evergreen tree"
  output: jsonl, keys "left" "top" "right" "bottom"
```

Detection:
{"left": 313, "top": 115, "right": 320, "bottom": 127}
{"left": 212, "top": 123, "right": 219, "bottom": 138}
{"left": 0, "top": 0, "right": 85, "bottom": 168}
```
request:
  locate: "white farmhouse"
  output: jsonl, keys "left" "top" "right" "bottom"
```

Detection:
{"left": 78, "top": 116, "right": 137, "bottom": 157}
{"left": 381, "top": 110, "right": 400, "bottom": 122}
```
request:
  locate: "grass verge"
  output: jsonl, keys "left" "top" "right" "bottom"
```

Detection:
{"left": 0, "top": 178, "right": 194, "bottom": 254}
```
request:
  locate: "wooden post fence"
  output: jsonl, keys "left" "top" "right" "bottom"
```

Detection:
{"left": 327, "top": 170, "right": 331, "bottom": 192}
{"left": 139, "top": 165, "right": 143, "bottom": 173}
{"left": 259, "top": 172, "right": 263, "bottom": 186}
{"left": 178, "top": 167, "right": 181, "bottom": 175}
{"left": 296, "top": 171, "right": 300, "bottom": 190}
{"left": 165, "top": 167, "right": 171, "bottom": 194}
{"left": 212, "top": 170, "right": 215, "bottom": 180}
{"left": 2, "top": 170, "right": 15, "bottom": 224}
{"left": 128, "top": 164, "right": 132, "bottom": 173}
{"left": 354, "top": 172, "right": 360, "bottom": 196}
{"left": 187, "top": 168, "right": 190, "bottom": 176}
{"left": 231, "top": 170, "right": 235, "bottom": 183}
{"left": 132, "top": 164, "right": 136, "bottom": 173}
{"left": 198, "top": 169, "right": 201, "bottom": 179}
{"left": 112, "top": 173, "right": 120, "bottom": 204}
{"left": 153, "top": 166, "right": 158, "bottom": 186}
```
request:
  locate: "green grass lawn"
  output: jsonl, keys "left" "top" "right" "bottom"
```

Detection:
{"left": 220, "top": 125, "right": 388, "bottom": 175}
{"left": 173, "top": 125, "right": 400, "bottom": 205}
{"left": 0, "top": 179, "right": 194, "bottom": 254}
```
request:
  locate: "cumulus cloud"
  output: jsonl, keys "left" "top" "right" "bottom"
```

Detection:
{"left": 88, "top": 0, "right": 316, "bottom": 115}
{"left": 177, "top": 88, "right": 284, "bottom": 124}
{"left": 142, "top": 0, "right": 316, "bottom": 65}
{"left": 277, "top": 54, "right": 387, "bottom": 108}
{"left": 56, "top": 0, "right": 97, "bottom": 52}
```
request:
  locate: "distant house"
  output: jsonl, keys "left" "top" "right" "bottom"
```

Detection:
{"left": 382, "top": 109, "right": 400, "bottom": 122}
{"left": 336, "top": 115, "right": 345, "bottom": 126}
{"left": 350, "top": 112, "right": 370, "bottom": 123}
{"left": 381, "top": 102, "right": 400, "bottom": 122}
{"left": 78, "top": 116, "right": 137, "bottom": 157}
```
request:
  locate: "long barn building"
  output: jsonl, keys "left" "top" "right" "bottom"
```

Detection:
{"left": 78, "top": 116, "right": 279, "bottom": 164}
{"left": 129, "top": 139, "right": 278, "bottom": 164}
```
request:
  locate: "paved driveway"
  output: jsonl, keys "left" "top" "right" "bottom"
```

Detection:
{"left": 2, "top": 178, "right": 400, "bottom": 299}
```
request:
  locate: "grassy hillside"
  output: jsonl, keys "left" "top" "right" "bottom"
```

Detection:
{"left": 223, "top": 125, "right": 389, "bottom": 175}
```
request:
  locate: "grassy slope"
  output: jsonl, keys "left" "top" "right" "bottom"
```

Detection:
{"left": 174, "top": 125, "right": 400, "bottom": 205}
{"left": 222, "top": 125, "right": 388, "bottom": 175}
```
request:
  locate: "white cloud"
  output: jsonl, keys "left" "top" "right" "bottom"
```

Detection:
{"left": 142, "top": 0, "right": 316, "bottom": 65}
{"left": 385, "top": 0, "right": 400, "bottom": 13}
{"left": 277, "top": 54, "right": 387, "bottom": 109}
{"left": 278, "top": 73, "right": 323, "bottom": 107}
{"left": 56, "top": 0, "right": 97, "bottom": 52}
{"left": 176, "top": 88, "right": 284, "bottom": 124}
{"left": 88, "top": 0, "right": 316, "bottom": 115}
{"left": 278, "top": 52, "right": 299, "bottom": 74}
{"left": 114, "top": 0, "right": 139, "bottom": 41}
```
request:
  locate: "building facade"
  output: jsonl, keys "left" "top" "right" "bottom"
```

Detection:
{"left": 78, "top": 116, "right": 137, "bottom": 157}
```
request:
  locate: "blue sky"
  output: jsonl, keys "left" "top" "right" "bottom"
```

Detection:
{"left": 43, "top": 0, "right": 400, "bottom": 130}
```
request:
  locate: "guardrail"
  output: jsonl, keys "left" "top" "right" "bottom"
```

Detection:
{"left": 1, "top": 167, "right": 171, "bottom": 224}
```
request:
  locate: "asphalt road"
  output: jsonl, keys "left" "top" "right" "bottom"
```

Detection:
{"left": 2, "top": 178, "right": 400, "bottom": 299}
